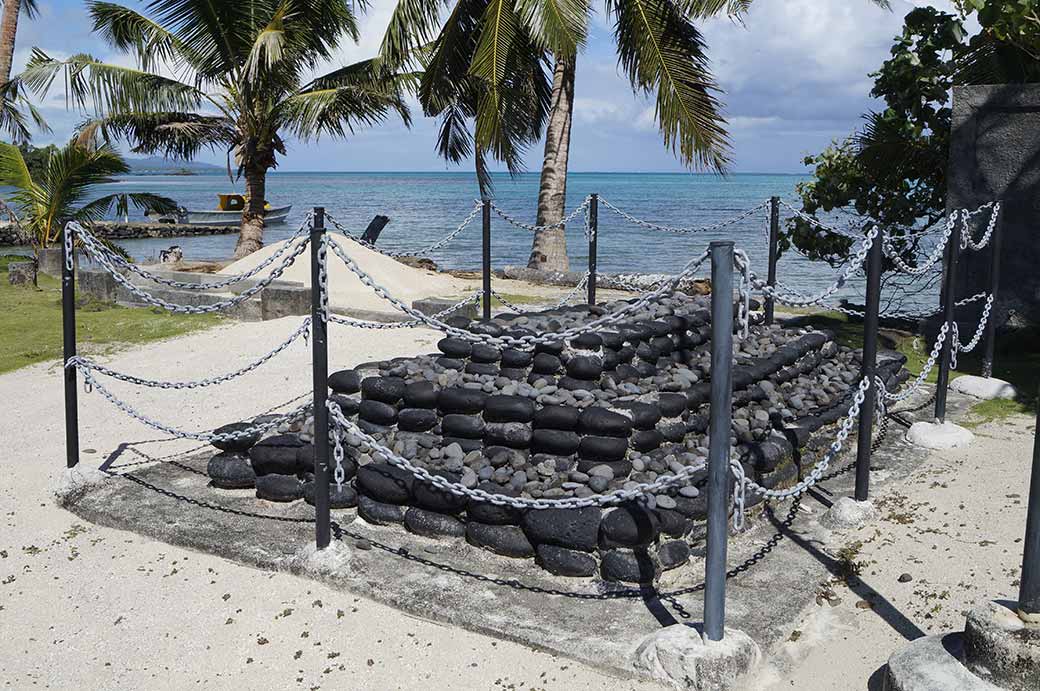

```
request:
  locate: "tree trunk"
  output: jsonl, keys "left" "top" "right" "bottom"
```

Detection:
{"left": 235, "top": 164, "right": 267, "bottom": 258}
{"left": 528, "top": 56, "right": 575, "bottom": 273}
{"left": 0, "top": 0, "right": 22, "bottom": 83}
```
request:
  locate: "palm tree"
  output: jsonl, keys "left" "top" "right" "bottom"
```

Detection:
{"left": 23, "top": 0, "right": 411, "bottom": 258}
{"left": 0, "top": 135, "right": 175, "bottom": 254}
{"left": 0, "top": 0, "right": 37, "bottom": 83}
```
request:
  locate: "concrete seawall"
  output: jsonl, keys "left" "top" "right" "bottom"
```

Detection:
{"left": 0, "top": 221, "right": 236, "bottom": 246}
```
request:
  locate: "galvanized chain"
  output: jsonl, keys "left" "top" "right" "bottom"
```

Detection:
{"left": 830, "top": 291, "right": 988, "bottom": 320}
{"left": 66, "top": 318, "right": 313, "bottom": 389}
{"left": 955, "top": 294, "right": 994, "bottom": 355}
{"left": 882, "top": 212, "right": 957, "bottom": 276}
{"left": 78, "top": 368, "right": 311, "bottom": 442}
{"left": 555, "top": 272, "right": 591, "bottom": 307}
{"left": 777, "top": 200, "right": 865, "bottom": 239}
{"left": 328, "top": 399, "right": 707, "bottom": 509}
{"left": 323, "top": 202, "right": 482, "bottom": 259}
{"left": 488, "top": 197, "right": 592, "bottom": 233}
{"left": 960, "top": 202, "right": 1001, "bottom": 251}
{"left": 487, "top": 287, "right": 524, "bottom": 313}
{"left": 600, "top": 198, "right": 769, "bottom": 235}
{"left": 64, "top": 222, "right": 75, "bottom": 271}
{"left": 325, "top": 234, "right": 711, "bottom": 349}
{"left": 879, "top": 324, "right": 948, "bottom": 403}
{"left": 317, "top": 232, "right": 330, "bottom": 323}
{"left": 328, "top": 292, "right": 482, "bottom": 329}
{"left": 72, "top": 214, "right": 313, "bottom": 290}
{"left": 71, "top": 220, "right": 312, "bottom": 314}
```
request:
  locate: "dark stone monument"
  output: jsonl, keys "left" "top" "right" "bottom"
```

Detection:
{"left": 949, "top": 84, "right": 1040, "bottom": 326}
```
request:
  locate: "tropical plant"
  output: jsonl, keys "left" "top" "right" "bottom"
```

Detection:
{"left": 0, "top": 0, "right": 37, "bottom": 83}
{"left": 0, "top": 136, "right": 175, "bottom": 254}
{"left": 22, "top": 0, "right": 411, "bottom": 258}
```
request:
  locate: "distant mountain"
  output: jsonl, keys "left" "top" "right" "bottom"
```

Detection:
{"left": 126, "top": 156, "right": 223, "bottom": 175}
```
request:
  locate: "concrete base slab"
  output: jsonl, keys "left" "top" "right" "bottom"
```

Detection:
{"left": 633, "top": 625, "right": 761, "bottom": 690}
{"left": 294, "top": 540, "right": 353, "bottom": 576}
{"left": 906, "top": 421, "right": 975, "bottom": 450}
{"left": 963, "top": 600, "right": 1040, "bottom": 691}
{"left": 54, "top": 466, "right": 110, "bottom": 506}
{"left": 821, "top": 498, "right": 878, "bottom": 530}
{"left": 884, "top": 633, "right": 1001, "bottom": 691}
{"left": 950, "top": 375, "right": 1018, "bottom": 401}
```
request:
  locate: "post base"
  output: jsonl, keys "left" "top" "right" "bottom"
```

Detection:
{"left": 950, "top": 375, "right": 1018, "bottom": 401}
{"left": 906, "top": 421, "right": 975, "bottom": 450}
{"left": 822, "top": 497, "right": 878, "bottom": 530}
{"left": 292, "top": 540, "right": 352, "bottom": 577}
{"left": 633, "top": 624, "right": 760, "bottom": 690}
{"left": 54, "top": 466, "right": 109, "bottom": 506}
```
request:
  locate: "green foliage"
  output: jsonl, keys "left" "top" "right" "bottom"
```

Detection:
{"left": 16, "top": 141, "right": 57, "bottom": 178}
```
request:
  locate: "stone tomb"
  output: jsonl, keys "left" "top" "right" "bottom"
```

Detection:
{"left": 206, "top": 293, "right": 909, "bottom": 583}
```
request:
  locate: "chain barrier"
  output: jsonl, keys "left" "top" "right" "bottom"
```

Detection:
{"left": 324, "top": 202, "right": 482, "bottom": 259}
{"left": 64, "top": 222, "right": 75, "bottom": 272}
{"left": 600, "top": 198, "right": 769, "bottom": 235}
{"left": 879, "top": 324, "right": 948, "bottom": 403}
{"left": 954, "top": 294, "right": 994, "bottom": 357}
{"left": 882, "top": 212, "right": 958, "bottom": 277}
{"left": 328, "top": 292, "right": 482, "bottom": 329}
{"left": 960, "top": 201, "right": 1001, "bottom": 252}
{"left": 777, "top": 200, "right": 865, "bottom": 240}
{"left": 488, "top": 197, "right": 592, "bottom": 234}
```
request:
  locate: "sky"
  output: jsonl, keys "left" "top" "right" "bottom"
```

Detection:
{"left": 14, "top": 0, "right": 960, "bottom": 175}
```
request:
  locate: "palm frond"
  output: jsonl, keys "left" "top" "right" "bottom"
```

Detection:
{"left": 0, "top": 78, "right": 49, "bottom": 144}
{"left": 469, "top": 0, "right": 521, "bottom": 90}
{"left": 76, "top": 191, "right": 178, "bottom": 224}
{"left": 83, "top": 112, "right": 235, "bottom": 160}
{"left": 88, "top": 1, "right": 183, "bottom": 72}
{"left": 0, "top": 140, "right": 34, "bottom": 190}
{"left": 244, "top": 4, "right": 288, "bottom": 83}
{"left": 516, "top": 0, "right": 589, "bottom": 56}
{"left": 381, "top": 0, "right": 452, "bottom": 69}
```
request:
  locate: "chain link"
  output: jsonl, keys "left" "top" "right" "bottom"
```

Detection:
{"left": 600, "top": 198, "right": 769, "bottom": 235}
{"left": 961, "top": 202, "right": 1001, "bottom": 251}
{"left": 328, "top": 292, "right": 482, "bottom": 329}
{"left": 488, "top": 197, "right": 592, "bottom": 234}
{"left": 64, "top": 222, "right": 75, "bottom": 272}
{"left": 882, "top": 212, "right": 958, "bottom": 276}
{"left": 324, "top": 202, "right": 482, "bottom": 259}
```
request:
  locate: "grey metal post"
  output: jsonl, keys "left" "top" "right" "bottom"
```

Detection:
{"left": 765, "top": 197, "right": 780, "bottom": 326}
{"left": 588, "top": 194, "right": 599, "bottom": 306}
{"left": 935, "top": 217, "right": 963, "bottom": 423}
{"left": 61, "top": 227, "right": 80, "bottom": 469}
{"left": 482, "top": 199, "right": 492, "bottom": 320}
{"left": 1019, "top": 388, "right": 1040, "bottom": 617}
{"left": 855, "top": 230, "right": 883, "bottom": 501}
{"left": 705, "top": 240, "right": 734, "bottom": 642}
{"left": 982, "top": 215, "right": 1003, "bottom": 378}
{"left": 310, "top": 207, "right": 331, "bottom": 549}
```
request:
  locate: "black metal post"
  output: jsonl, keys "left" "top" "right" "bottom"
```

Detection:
{"left": 588, "top": 194, "right": 599, "bottom": 306}
{"left": 1019, "top": 388, "right": 1040, "bottom": 617}
{"left": 765, "top": 196, "right": 780, "bottom": 326}
{"left": 935, "top": 219, "right": 963, "bottom": 423}
{"left": 310, "top": 207, "right": 331, "bottom": 550}
{"left": 705, "top": 240, "right": 734, "bottom": 642}
{"left": 61, "top": 227, "right": 80, "bottom": 469}
{"left": 855, "top": 230, "right": 883, "bottom": 501}
{"left": 982, "top": 215, "right": 1003, "bottom": 379}
{"left": 482, "top": 199, "right": 492, "bottom": 320}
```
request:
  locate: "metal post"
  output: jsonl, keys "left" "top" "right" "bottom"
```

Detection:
{"left": 61, "top": 227, "right": 80, "bottom": 469}
{"left": 588, "top": 194, "right": 599, "bottom": 306}
{"left": 935, "top": 217, "right": 963, "bottom": 423}
{"left": 705, "top": 240, "right": 734, "bottom": 642}
{"left": 982, "top": 216, "right": 1003, "bottom": 379}
{"left": 765, "top": 197, "right": 780, "bottom": 326}
{"left": 855, "top": 230, "right": 883, "bottom": 501}
{"left": 310, "top": 207, "right": 331, "bottom": 550}
{"left": 1019, "top": 388, "right": 1040, "bottom": 617}
{"left": 482, "top": 199, "right": 492, "bottom": 320}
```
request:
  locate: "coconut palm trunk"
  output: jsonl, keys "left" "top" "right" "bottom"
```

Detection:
{"left": 527, "top": 56, "right": 575, "bottom": 273}
{"left": 236, "top": 164, "right": 266, "bottom": 258}
{"left": 0, "top": 0, "right": 22, "bottom": 83}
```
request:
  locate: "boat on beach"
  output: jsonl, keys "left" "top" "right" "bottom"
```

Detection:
{"left": 149, "top": 194, "right": 292, "bottom": 226}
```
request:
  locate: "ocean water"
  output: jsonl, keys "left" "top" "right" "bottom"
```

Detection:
{"left": 4, "top": 171, "right": 931, "bottom": 305}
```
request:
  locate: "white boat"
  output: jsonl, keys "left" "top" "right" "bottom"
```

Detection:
{"left": 150, "top": 194, "right": 292, "bottom": 226}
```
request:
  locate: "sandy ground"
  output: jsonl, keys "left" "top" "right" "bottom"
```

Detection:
{"left": 1, "top": 314, "right": 1035, "bottom": 690}
{"left": 0, "top": 318, "right": 664, "bottom": 691}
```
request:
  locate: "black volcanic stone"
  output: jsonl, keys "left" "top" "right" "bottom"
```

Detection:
{"left": 483, "top": 395, "right": 536, "bottom": 423}
{"left": 438, "top": 387, "right": 488, "bottom": 415}
{"left": 298, "top": 443, "right": 354, "bottom": 479}
{"left": 566, "top": 356, "right": 603, "bottom": 380}
{"left": 601, "top": 351, "right": 620, "bottom": 371}
{"left": 631, "top": 430, "right": 664, "bottom": 453}
{"left": 356, "top": 463, "right": 413, "bottom": 504}
{"left": 361, "top": 376, "right": 406, "bottom": 404}
{"left": 249, "top": 435, "right": 306, "bottom": 476}
{"left": 501, "top": 349, "right": 533, "bottom": 368}
{"left": 405, "top": 507, "right": 466, "bottom": 538}
{"left": 471, "top": 344, "right": 502, "bottom": 363}
{"left": 398, "top": 408, "right": 438, "bottom": 433}
{"left": 484, "top": 422, "right": 532, "bottom": 448}
{"left": 600, "top": 548, "right": 656, "bottom": 583}
{"left": 651, "top": 336, "right": 674, "bottom": 354}
{"left": 534, "top": 340, "right": 564, "bottom": 356}
{"left": 687, "top": 414, "right": 709, "bottom": 434}
{"left": 500, "top": 367, "right": 528, "bottom": 380}
{"left": 441, "top": 437, "right": 484, "bottom": 453}
{"left": 577, "top": 435, "right": 629, "bottom": 462}
{"left": 655, "top": 508, "right": 690, "bottom": 538}
{"left": 211, "top": 423, "right": 260, "bottom": 452}
{"left": 329, "top": 394, "right": 360, "bottom": 417}
{"left": 617, "top": 346, "right": 636, "bottom": 363}
{"left": 686, "top": 383, "right": 711, "bottom": 409}
{"left": 614, "top": 363, "right": 640, "bottom": 381}
{"left": 578, "top": 408, "right": 633, "bottom": 438}
{"left": 521, "top": 507, "right": 601, "bottom": 552}
{"left": 535, "top": 544, "right": 597, "bottom": 577}
{"left": 532, "top": 353, "right": 563, "bottom": 375}
{"left": 570, "top": 332, "right": 603, "bottom": 350}
{"left": 658, "top": 393, "right": 687, "bottom": 418}
{"left": 672, "top": 494, "right": 709, "bottom": 521}
{"left": 404, "top": 381, "right": 438, "bottom": 409}
{"left": 469, "top": 321, "right": 504, "bottom": 337}
{"left": 442, "top": 414, "right": 486, "bottom": 439}
{"left": 558, "top": 376, "right": 597, "bottom": 392}
{"left": 465, "top": 362, "right": 500, "bottom": 377}
{"left": 659, "top": 421, "right": 687, "bottom": 443}
{"left": 303, "top": 481, "right": 358, "bottom": 509}
{"left": 207, "top": 452, "right": 256, "bottom": 489}
{"left": 436, "top": 357, "right": 465, "bottom": 370}
{"left": 531, "top": 429, "right": 581, "bottom": 456}
{"left": 533, "top": 405, "right": 581, "bottom": 431}
{"left": 600, "top": 332, "right": 623, "bottom": 350}
{"left": 665, "top": 316, "right": 689, "bottom": 333}
{"left": 576, "top": 458, "right": 632, "bottom": 477}
{"left": 658, "top": 540, "right": 691, "bottom": 571}
{"left": 632, "top": 361, "right": 657, "bottom": 378}
{"left": 328, "top": 369, "right": 361, "bottom": 394}
{"left": 255, "top": 474, "right": 304, "bottom": 502}
{"left": 635, "top": 342, "right": 660, "bottom": 361}
{"left": 466, "top": 482, "right": 522, "bottom": 525}
{"left": 649, "top": 321, "right": 672, "bottom": 338}
{"left": 357, "top": 495, "right": 406, "bottom": 524}
{"left": 466, "top": 522, "right": 535, "bottom": 558}
{"left": 437, "top": 337, "right": 472, "bottom": 358}
{"left": 358, "top": 399, "right": 397, "bottom": 426}
{"left": 357, "top": 420, "right": 391, "bottom": 436}
{"left": 412, "top": 470, "right": 469, "bottom": 513}
{"left": 445, "top": 315, "right": 471, "bottom": 328}
{"left": 600, "top": 504, "right": 661, "bottom": 547}
{"left": 613, "top": 401, "right": 662, "bottom": 430}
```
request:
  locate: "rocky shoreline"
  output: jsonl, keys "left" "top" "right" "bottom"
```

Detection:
{"left": 0, "top": 221, "right": 235, "bottom": 247}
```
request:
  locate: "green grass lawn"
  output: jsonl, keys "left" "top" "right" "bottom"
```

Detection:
{"left": 0, "top": 257, "right": 223, "bottom": 374}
